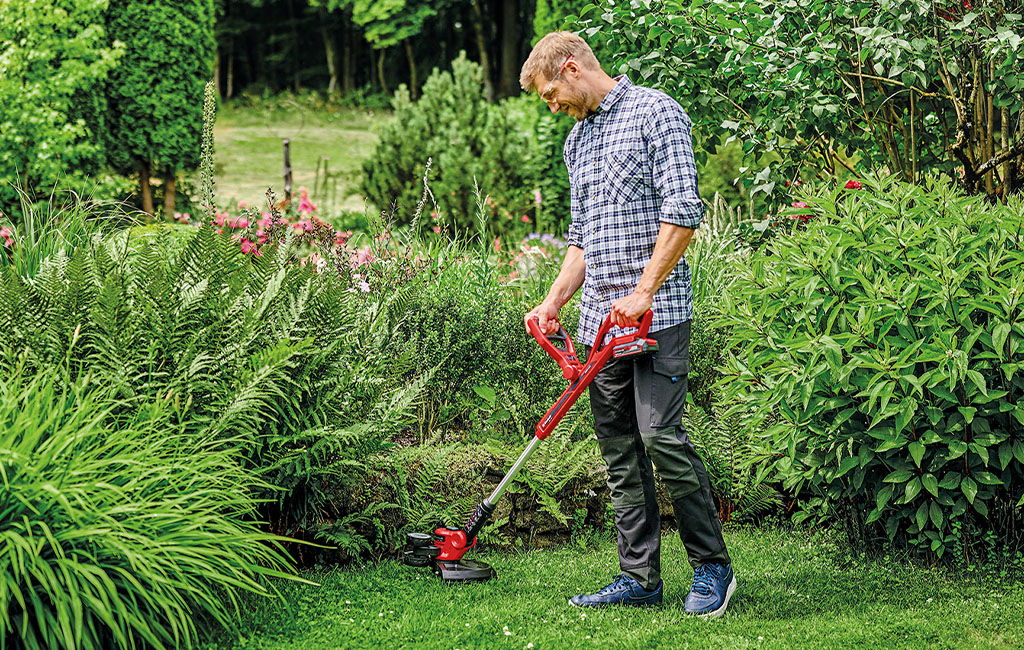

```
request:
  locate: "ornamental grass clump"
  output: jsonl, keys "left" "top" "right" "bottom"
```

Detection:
{"left": 721, "top": 174, "right": 1024, "bottom": 560}
{"left": 0, "top": 364, "right": 296, "bottom": 650}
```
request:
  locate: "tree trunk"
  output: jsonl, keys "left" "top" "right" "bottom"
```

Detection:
{"left": 320, "top": 7, "right": 338, "bottom": 94}
{"left": 404, "top": 39, "right": 418, "bottom": 99}
{"left": 469, "top": 0, "right": 495, "bottom": 102}
{"left": 227, "top": 40, "right": 234, "bottom": 99}
{"left": 377, "top": 47, "right": 389, "bottom": 96}
{"left": 498, "top": 0, "right": 520, "bottom": 98}
{"left": 139, "top": 161, "right": 153, "bottom": 217}
{"left": 342, "top": 21, "right": 354, "bottom": 93}
{"left": 163, "top": 169, "right": 176, "bottom": 218}
{"left": 213, "top": 47, "right": 221, "bottom": 98}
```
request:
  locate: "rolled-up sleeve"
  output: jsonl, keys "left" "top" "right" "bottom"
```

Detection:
{"left": 645, "top": 99, "right": 704, "bottom": 229}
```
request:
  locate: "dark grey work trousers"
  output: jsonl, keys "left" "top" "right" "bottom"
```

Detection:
{"left": 584, "top": 320, "right": 730, "bottom": 590}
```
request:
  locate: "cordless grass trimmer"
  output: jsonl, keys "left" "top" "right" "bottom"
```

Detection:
{"left": 402, "top": 310, "right": 658, "bottom": 582}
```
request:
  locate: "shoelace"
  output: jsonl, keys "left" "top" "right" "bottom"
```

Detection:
{"left": 691, "top": 564, "right": 720, "bottom": 596}
{"left": 597, "top": 574, "right": 633, "bottom": 595}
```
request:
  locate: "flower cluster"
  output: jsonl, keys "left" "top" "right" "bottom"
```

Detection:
{"left": 500, "top": 233, "right": 567, "bottom": 283}
{"left": 1, "top": 225, "right": 14, "bottom": 249}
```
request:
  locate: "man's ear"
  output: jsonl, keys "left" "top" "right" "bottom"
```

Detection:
{"left": 564, "top": 60, "right": 582, "bottom": 80}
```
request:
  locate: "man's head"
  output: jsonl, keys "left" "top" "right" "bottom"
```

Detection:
{"left": 520, "top": 31, "right": 610, "bottom": 121}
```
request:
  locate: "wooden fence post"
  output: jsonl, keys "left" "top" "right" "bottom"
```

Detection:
{"left": 283, "top": 138, "right": 293, "bottom": 201}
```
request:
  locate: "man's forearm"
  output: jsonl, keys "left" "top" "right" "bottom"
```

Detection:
{"left": 544, "top": 245, "right": 586, "bottom": 309}
{"left": 635, "top": 223, "right": 696, "bottom": 299}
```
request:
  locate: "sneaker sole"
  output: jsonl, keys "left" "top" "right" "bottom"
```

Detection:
{"left": 696, "top": 575, "right": 736, "bottom": 619}
{"left": 568, "top": 595, "right": 662, "bottom": 608}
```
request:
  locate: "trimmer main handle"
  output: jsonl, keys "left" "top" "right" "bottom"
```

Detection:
{"left": 530, "top": 310, "right": 656, "bottom": 440}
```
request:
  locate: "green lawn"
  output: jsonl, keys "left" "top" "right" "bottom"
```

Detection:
{"left": 200, "top": 527, "right": 1024, "bottom": 650}
{"left": 204, "top": 102, "right": 389, "bottom": 214}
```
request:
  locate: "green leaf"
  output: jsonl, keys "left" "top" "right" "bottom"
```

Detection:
{"left": 929, "top": 500, "right": 944, "bottom": 529}
{"left": 883, "top": 469, "right": 914, "bottom": 483}
{"left": 974, "top": 471, "right": 1003, "bottom": 486}
{"left": 966, "top": 370, "right": 987, "bottom": 396}
{"left": 973, "top": 499, "right": 989, "bottom": 517}
{"left": 948, "top": 439, "right": 968, "bottom": 459}
{"left": 905, "top": 477, "right": 922, "bottom": 502}
{"left": 939, "top": 472, "right": 961, "bottom": 489}
{"left": 472, "top": 385, "right": 496, "bottom": 404}
{"left": 957, "top": 406, "right": 976, "bottom": 424}
{"left": 876, "top": 484, "right": 894, "bottom": 511}
{"left": 909, "top": 441, "right": 925, "bottom": 467}
{"left": 961, "top": 476, "right": 978, "bottom": 504}
{"left": 922, "top": 473, "right": 939, "bottom": 497}
{"left": 992, "top": 322, "right": 1011, "bottom": 358}
{"left": 998, "top": 442, "right": 1013, "bottom": 470}
{"left": 915, "top": 501, "right": 928, "bottom": 530}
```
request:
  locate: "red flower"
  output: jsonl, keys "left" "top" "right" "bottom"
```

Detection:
{"left": 844, "top": 180, "right": 862, "bottom": 190}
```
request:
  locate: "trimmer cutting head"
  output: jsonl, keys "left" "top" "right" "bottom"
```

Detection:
{"left": 403, "top": 531, "right": 496, "bottom": 582}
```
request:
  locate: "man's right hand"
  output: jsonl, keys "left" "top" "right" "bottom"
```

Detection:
{"left": 525, "top": 301, "right": 561, "bottom": 335}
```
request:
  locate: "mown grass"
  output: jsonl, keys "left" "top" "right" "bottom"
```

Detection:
{"left": 205, "top": 101, "right": 389, "bottom": 213}
{"left": 200, "top": 526, "right": 1024, "bottom": 650}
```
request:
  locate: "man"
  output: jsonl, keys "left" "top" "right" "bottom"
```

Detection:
{"left": 520, "top": 32, "right": 735, "bottom": 618}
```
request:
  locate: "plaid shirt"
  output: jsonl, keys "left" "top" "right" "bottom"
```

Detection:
{"left": 564, "top": 76, "right": 704, "bottom": 347}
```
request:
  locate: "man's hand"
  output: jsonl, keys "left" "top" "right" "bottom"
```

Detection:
{"left": 525, "top": 301, "right": 561, "bottom": 335}
{"left": 610, "top": 291, "right": 652, "bottom": 328}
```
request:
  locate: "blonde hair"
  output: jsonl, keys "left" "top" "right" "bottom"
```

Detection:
{"left": 519, "top": 31, "right": 601, "bottom": 92}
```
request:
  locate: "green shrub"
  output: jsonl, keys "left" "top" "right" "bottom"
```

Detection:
{"left": 0, "top": 364, "right": 295, "bottom": 650}
{"left": 0, "top": 1, "right": 124, "bottom": 219}
{"left": 0, "top": 219, "right": 424, "bottom": 559}
{"left": 394, "top": 251, "right": 586, "bottom": 445}
{"left": 720, "top": 175, "right": 1024, "bottom": 559}
{"left": 360, "top": 53, "right": 543, "bottom": 237}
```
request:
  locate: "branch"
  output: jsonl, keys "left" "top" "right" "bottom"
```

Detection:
{"left": 977, "top": 139, "right": 1024, "bottom": 176}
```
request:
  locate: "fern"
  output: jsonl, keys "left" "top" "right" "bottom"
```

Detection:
{"left": 685, "top": 398, "right": 781, "bottom": 523}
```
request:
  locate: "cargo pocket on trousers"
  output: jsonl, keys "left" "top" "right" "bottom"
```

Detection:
{"left": 649, "top": 355, "right": 689, "bottom": 430}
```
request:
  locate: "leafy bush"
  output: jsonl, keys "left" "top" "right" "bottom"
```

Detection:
{"left": 0, "top": 216, "right": 424, "bottom": 560}
{"left": 361, "top": 53, "right": 554, "bottom": 237}
{"left": 575, "top": 1, "right": 1024, "bottom": 202}
{"left": 0, "top": 364, "right": 294, "bottom": 650}
{"left": 393, "top": 245, "right": 585, "bottom": 445}
{"left": 0, "top": 0, "right": 124, "bottom": 218}
{"left": 720, "top": 175, "right": 1024, "bottom": 558}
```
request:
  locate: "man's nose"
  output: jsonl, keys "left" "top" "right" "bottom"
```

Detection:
{"left": 548, "top": 101, "right": 560, "bottom": 114}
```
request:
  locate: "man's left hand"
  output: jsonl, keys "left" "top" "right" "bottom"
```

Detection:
{"left": 610, "top": 291, "right": 652, "bottom": 328}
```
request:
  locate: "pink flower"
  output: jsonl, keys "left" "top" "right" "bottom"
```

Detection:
{"left": 432, "top": 226, "right": 441, "bottom": 233}
{"left": 792, "top": 201, "right": 809, "bottom": 209}
{"left": 844, "top": 179, "right": 862, "bottom": 190}
{"left": 493, "top": 237, "right": 502, "bottom": 251}
{"left": 240, "top": 238, "right": 256, "bottom": 254}
{"left": 534, "top": 189, "right": 543, "bottom": 205}
{"left": 238, "top": 201, "right": 248, "bottom": 209}
{"left": 521, "top": 215, "right": 531, "bottom": 223}
{"left": 431, "top": 211, "right": 438, "bottom": 220}
{"left": 358, "top": 281, "right": 371, "bottom": 292}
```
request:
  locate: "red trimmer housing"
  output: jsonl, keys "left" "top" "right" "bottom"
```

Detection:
{"left": 403, "top": 311, "right": 658, "bottom": 581}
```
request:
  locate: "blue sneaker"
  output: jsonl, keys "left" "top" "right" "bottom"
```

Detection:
{"left": 569, "top": 574, "right": 663, "bottom": 607}
{"left": 684, "top": 563, "right": 736, "bottom": 618}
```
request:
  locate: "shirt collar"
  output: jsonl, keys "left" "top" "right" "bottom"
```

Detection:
{"left": 596, "top": 75, "right": 632, "bottom": 115}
